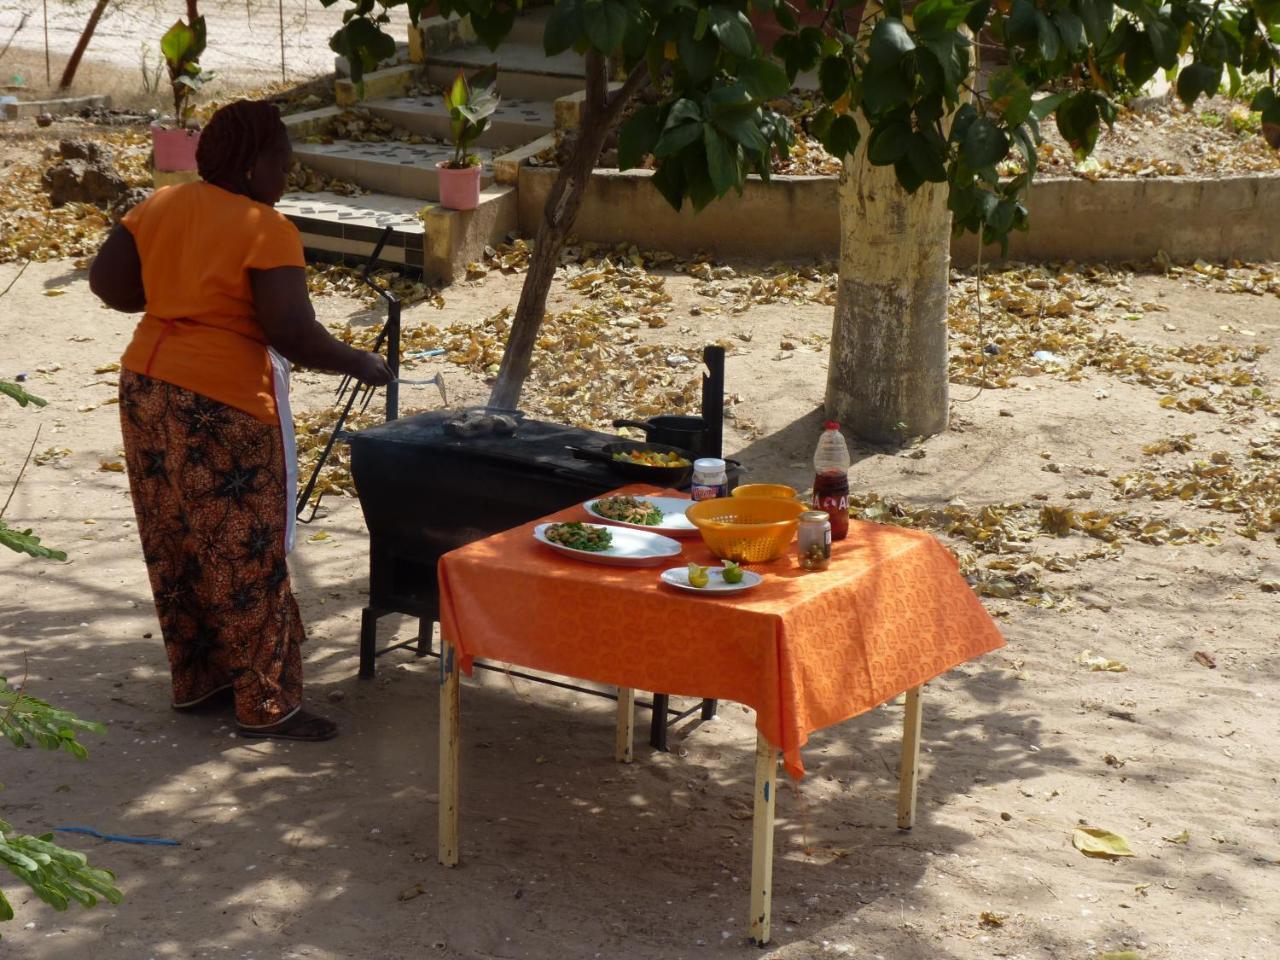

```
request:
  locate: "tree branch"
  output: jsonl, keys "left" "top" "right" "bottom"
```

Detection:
{"left": 1, "top": 424, "right": 40, "bottom": 520}
{"left": 585, "top": 49, "right": 608, "bottom": 114}
{"left": 605, "top": 62, "right": 653, "bottom": 122}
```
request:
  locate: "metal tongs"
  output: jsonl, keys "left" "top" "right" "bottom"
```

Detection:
{"left": 295, "top": 227, "right": 445, "bottom": 523}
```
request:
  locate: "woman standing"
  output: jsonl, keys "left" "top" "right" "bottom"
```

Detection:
{"left": 89, "top": 100, "right": 390, "bottom": 742}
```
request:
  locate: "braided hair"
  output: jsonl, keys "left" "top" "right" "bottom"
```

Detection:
{"left": 196, "top": 100, "right": 288, "bottom": 196}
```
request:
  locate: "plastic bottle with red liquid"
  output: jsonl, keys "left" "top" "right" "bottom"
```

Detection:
{"left": 812, "top": 420, "right": 851, "bottom": 541}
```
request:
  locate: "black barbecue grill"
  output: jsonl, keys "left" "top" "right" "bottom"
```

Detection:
{"left": 305, "top": 233, "right": 733, "bottom": 749}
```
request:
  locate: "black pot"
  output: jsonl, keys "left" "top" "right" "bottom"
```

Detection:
{"left": 612, "top": 415, "right": 707, "bottom": 453}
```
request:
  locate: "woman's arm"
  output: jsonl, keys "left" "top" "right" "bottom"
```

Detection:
{"left": 249, "top": 266, "right": 393, "bottom": 385}
{"left": 88, "top": 224, "right": 147, "bottom": 313}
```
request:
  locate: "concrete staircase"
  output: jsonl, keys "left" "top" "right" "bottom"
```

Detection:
{"left": 282, "top": 11, "right": 568, "bottom": 282}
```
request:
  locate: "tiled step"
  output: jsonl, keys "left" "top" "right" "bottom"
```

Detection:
{"left": 335, "top": 41, "right": 412, "bottom": 78}
{"left": 278, "top": 186, "right": 518, "bottom": 283}
{"left": 280, "top": 190, "right": 426, "bottom": 268}
{"left": 364, "top": 93, "right": 555, "bottom": 148}
{"left": 426, "top": 43, "right": 584, "bottom": 101}
{"left": 291, "top": 138, "right": 495, "bottom": 201}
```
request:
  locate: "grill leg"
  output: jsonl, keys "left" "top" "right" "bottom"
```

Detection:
{"left": 701, "top": 698, "right": 718, "bottom": 720}
{"left": 359, "top": 607, "right": 379, "bottom": 679}
{"left": 416, "top": 617, "right": 434, "bottom": 657}
{"left": 649, "top": 693, "right": 669, "bottom": 751}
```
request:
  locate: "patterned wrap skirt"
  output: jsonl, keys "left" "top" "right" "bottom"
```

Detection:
{"left": 118, "top": 369, "right": 303, "bottom": 726}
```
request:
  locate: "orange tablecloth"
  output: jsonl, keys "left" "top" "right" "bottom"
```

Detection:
{"left": 438, "top": 486, "right": 1004, "bottom": 778}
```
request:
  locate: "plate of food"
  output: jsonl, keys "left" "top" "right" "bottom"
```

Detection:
{"left": 584, "top": 495, "right": 699, "bottom": 537}
{"left": 660, "top": 562, "right": 763, "bottom": 594}
{"left": 534, "top": 521, "right": 683, "bottom": 567}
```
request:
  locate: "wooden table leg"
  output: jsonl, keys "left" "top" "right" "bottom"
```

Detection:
{"left": 748, "top": 733, "right": 778, "bottom": 946}
{"left": 614, "top": 687, "right": 635, "bottom": 763}
{"left": 438, "top": 639, "right": 460, "bottom": 866}
{"left": 897, "top": 684, "right": 923, "bottom": 831}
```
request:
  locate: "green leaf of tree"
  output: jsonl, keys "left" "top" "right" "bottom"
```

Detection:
{"left": 0, "top": 522, "right": 66, "bottom": 561}
{"left": 869, "top": 19, "right": 916, "bottom": 66}
{"left": 1176, "top": 62, "right": 1222, "bottom": 105}
{"left": 1055, "top": 90, "right": 1102, "bottom": 159}
{"left": 709, "top": 6, "right": 755, "bottom": 58}
{"left": 989, "top": 70, "right": 1032, "bottom": 126}
{"left": 654, "top": 99, "right": 704, "bottom": 157}
{"left": 1142, "top": 17, "right": 1180, "bottom": 69}
{"left": 584, "top": 0, "right": 628, "bottom": 53}
{"left": 0, "top": 381, "right": 47, "bottom": 407}
{"left": 868, "top": 119, "right": 913, "bottom": 165}
{"left": 963, "top": 116, "right": 1009, "bottom": 168}
{"left": 1079, "top": 0, "right": 1115, "bottom": 46}
{"left": 819, "top": 55, "right": 852, "bottom": 101}
{"left": 1036, "top": 10, "right": 1062, "bottom": 61}
{"left": 821, "top": 113, "right": 861, "bottom": 159}
{"left": 677, "top": 20, "right": 720, "bottom": 83}
{"left": 736, "top": 58, "right": 789, "bottom": 100}
{"left": 703, "top": 124, "right": 741, "bottom": 195}
{"left": 544, "top": 0, "right": 584, "bottom": 55}
{"left": 618, "top": 103, "right": 665, "bottom": 170}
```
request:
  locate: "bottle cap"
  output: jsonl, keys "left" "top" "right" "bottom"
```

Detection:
{"left": 800, "top": 511, "right": 830, "bottom": 523}
{"left": 824, "top": 420, "right": 840, "bottom": 431}
{"left": 693, "top": 458, "right": 726, "bottom": 473}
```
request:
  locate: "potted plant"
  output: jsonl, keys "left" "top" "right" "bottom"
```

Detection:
{"left": 152, "top": 16, "right": 213, "bottom": 174}
{"left": 436, "top": 66, "right": 499, "bottom": 212}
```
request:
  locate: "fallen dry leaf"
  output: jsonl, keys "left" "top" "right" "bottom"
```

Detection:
{"left": 1193, "top": 651, "right": 1217, "bottom": 669}
{"left": 1073, "top": 826, "right": 1136, "bottom": 859}
{"left": 1163, "top": 829, "right": 1190, "bottom": 845}
{"left": 1078, "top": 650, "right": 1128, "bottom": 673}
{"left": 98, "top": 460, "right": 125, "bottom": 473}
{"left": 978, "top": 911, "right": 1007, "bottom": 928}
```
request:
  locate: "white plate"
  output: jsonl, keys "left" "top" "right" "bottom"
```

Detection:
{"left": 534, "top": 522, "right": 683, "bottom": 567}
{"left": 660, "top": 565, "right": 764, "bottom": 594}
{"left": 584, "top": 496, "right": 699, "bottom": 537}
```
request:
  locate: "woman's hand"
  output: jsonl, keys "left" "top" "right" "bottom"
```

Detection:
{"left": 351, "top": 351, "right": 394, "bottom": 386}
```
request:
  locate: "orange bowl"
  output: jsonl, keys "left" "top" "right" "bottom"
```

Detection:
{"left": 731, "top": 483, "right": 798, "bottom": 500}
{"left": 685, "top": 497, "right": 806, "bottom": 563}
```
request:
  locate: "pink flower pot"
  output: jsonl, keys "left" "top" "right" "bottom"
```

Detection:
{"left": 152, "top": 125, "right": 201, "bottom": 173}
{"left": 436, "top": 161, "right": 482, "bottom": 211}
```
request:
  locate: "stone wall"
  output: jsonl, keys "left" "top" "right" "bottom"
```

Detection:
{"left": 518, "top": 166, "right": 1280, "bottom": 265}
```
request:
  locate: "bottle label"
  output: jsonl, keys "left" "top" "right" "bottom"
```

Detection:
{"left": 817, "top": 494, "right": 848, "bottom": 514}
{"left": 691, "top": 482, "right": 726, "bottom": 501}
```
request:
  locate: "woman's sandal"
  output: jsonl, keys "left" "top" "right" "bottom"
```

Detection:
{"left": 238, "top": 709, "right": 338, "bottom": 742}
{"left": 172, "top": 685, "right": 235, "bottom": 713}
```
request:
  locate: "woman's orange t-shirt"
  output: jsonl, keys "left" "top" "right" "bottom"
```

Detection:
{"left": 119, "top": 181, "right": 305, "bottom": 423}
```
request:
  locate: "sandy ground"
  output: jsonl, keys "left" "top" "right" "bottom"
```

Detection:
{"left": 0, "top": 0, "right": 370, "bottom": 92}
{"left": 1, "top": 234, "right": 1278, "bottom": 960}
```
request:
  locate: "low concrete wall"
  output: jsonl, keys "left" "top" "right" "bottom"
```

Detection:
{"left": 518, "top": 166, "right": 840, "bottom": 260}
{"left": 1, "top": 94, "right": 110, "bottom": 121}
{"left": 518, "top": 165, "right": 1280, "bottom": 264}
{"left": 964, "top": 174, "right": 1280, "bottom": 265}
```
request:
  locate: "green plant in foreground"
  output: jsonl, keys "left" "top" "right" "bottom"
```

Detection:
{"left": 0, "top": 380, "right": 65, "bottom": 562}
{"left": 0, "top": 679, "right": 122, "bottom": 933}
{"left": 0, "top": 383, "right": 120, "bottom": 932}
{"left": 444, "top": 66, "right": 501, "bottom": 169}
{"left": 159, "top": 16, "right": 213, "bottom": 127}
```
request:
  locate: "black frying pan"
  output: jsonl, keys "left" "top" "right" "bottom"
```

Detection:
{"left": 566, "top": 440, "right": 697, "bottom": 486}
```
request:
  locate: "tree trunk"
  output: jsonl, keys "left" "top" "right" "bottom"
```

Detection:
{"left": 824, "top": 137, "right": 952, "bottom": 444}
{"left": 488, "top": 54, "right": 649, "bottom": 410}
{"left": 57, "top": 0, "right": 111, "bottom": 91}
